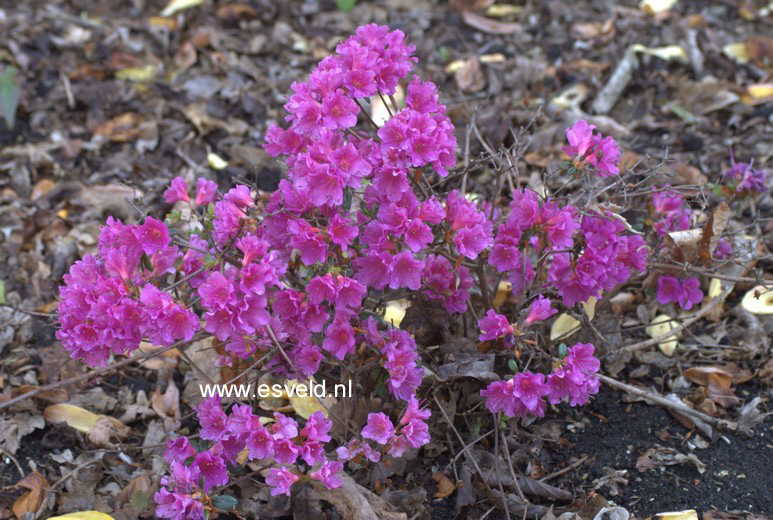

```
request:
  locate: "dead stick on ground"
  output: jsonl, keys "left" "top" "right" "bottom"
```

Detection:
{"left": 620, "top": 288, "right": 731, "bottom": 353}
{"left": 597, "top": 373, "right": 752, "bottom": 437}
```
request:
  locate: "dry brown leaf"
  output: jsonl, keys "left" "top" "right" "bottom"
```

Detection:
{"left": 698, "top": 202, "right": 730, "bottom": 265}
{"left": 13, "top": 471, "right": 49, "bottom": 519}
{"left": 151, "top": 380, "right": 181, "bottom": 431}
{"left": 684, "top": 367, "right": 739, "bottom": 408}
{"left": 117, "top": 475, "right": 151, "bottom": 507}
{"left": 92, "top": 113, "right": 148, "bottom": 142}
{"left": 216, "top": 3, "right": 258, "bottom": 21}
{"left": 461, "top": 10, "right": 520, "bottom": 34}
{"left": 745, "top": 35, "right": 773, "bottom": 67}
{"left": 432, "top": 472, "right": 457, "bottom": 498}
{"left": 454, "top": 56, "right": 485, "bottom": 93}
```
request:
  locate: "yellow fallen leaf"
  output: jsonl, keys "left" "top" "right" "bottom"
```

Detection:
{"left": 722, "top": 42, "right": 749, "bottom": 64}
{"left": 480, "top": 53, "right": 506, "bottom": 64}
{"left": 640, "top": 0, "right": 677, "bottom": 14}
{"left": 646, "top": 314, "right": 680, "bottom": 356}
{"left": 656, "top": 511, "right": 698, "bottom": 520}
{"left": 708, "top": 278, "right": 722, "bottom": 299}
{"left": 44, "top": 404, "right": 129, "bottom": 437}
{"left": 492, "top": 281, "right": 512, "bottom": 308}
{"left": 740, "top": 285, "right": 773, "bottom": 315}
{"left": 49, "top": 513, "right": 115, "bottom": 520}
{"left": 115, "top": 64, "right": 158, "bottom": 82}
{"left": 582, "top": 297, "right": 597, "bottom": 321}
{"left": 549, "top": 83, "right": 589, "bottom": 110}
{"left": 161, "top": 0, "right": 203, "bottom": 17}
{"left": 632, "top": 44, "right": 688, "bottom": 63}
{"left": 742, "top": 83, "right": 773, "bottom": 105}
{"left": 285, "top": 379, "right": 336, "bottom": 419}
{"left": 445, "top": 59, "right": 467, "bottom": 74}
{"left": 384, "top": 298, "right": 409, "bottom": 326}
{"left": 550, "top": 313, "right": 581, "bottom": 341}
{"left": 485, "top": 4, "right": 524, "bottom": 17}
{"left": 207, "top": 152, "right": 229, "bottom": 170}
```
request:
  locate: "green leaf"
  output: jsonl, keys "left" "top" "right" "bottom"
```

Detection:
{"left": 507, "top": 358, "right": 518, "bottom": 373}
{"left": 0, "top": 66, "right": 20, "bottom": 129}
{"left": 212, "top": 495, "right": 239, "bottom": 510}
{"left": 335, "top": 0, "right": 357, "bottom": 11}
{"left": 0, "top": 280, "right": 5, "bottom": 304}
{"left": 130, "top": 489, "right": 151, "bottom": 510}
{"left": 558, "top": 343, "right": 568, "bottom": 359}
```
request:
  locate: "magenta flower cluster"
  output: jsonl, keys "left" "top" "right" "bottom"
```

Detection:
{"left": 563, "top": 120, "right": 622, "bottom": 177}
{"left": 656, "top": 275, "right": 704, "bottom": 310}
{"left": 56, "top": 216, "right": 199, "bottom": 366}
{"left": 651, "top": 185, "right": 691, "bottom": 236}
{"left": 480, "top": 343, "right": 601, "bottom": 417}
{"left": 724, "top": 159, "right": 767, "bottom": 194}
{"left": 52, "top": 24, "right": 686, "bottom": 518}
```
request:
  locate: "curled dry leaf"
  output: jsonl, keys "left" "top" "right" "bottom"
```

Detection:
{"left": 636, "top": 445, "right": 706, "bottom": 474}
{"left": 454, "top": 56, "right": 486, "bottom": 93}
{"left": 432, "top": 472, "right": 457, "bottom": 498}
{"left": 698, "top": 202, "right": 730, "bottom": 265}
{"left": 44, "top": 404, "right": 129, "bottom": 437}
{"left": 683, "top": 367, "right": 739, "bottom": 408}
{"left": 13, "top": 471, "right": 49, "bottom": 519}
{"left": 151, "top": 379, "right": 181, "bottom": 432}
{"left": 461, "top": 11, "right": 520, "bottom": 34}
{"left": 160, "top": 0, "right": 203, "bottom": 17}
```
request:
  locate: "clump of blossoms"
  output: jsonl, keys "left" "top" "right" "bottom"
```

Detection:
{"left": 656, "top": 275, "right": 703, "bottom": 311}
{"left": 651, "top": 185, "right": 691, "bottom": 236}
{"left": 563, "top": 120, "right": 622, "bottom": 177}
{"left": 723, "top": 155, "right": 767, "bottom": 195}
{"left": 54, "top": 24, "right": 662, "bottom": 518}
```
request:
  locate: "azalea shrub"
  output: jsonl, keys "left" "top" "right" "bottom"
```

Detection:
{"left": 54, "top": 24, "right": 767, "bottom": 520}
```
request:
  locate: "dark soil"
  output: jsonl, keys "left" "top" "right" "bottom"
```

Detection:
{"left": 565, "top": 386, "right": 773, "bottom": 517}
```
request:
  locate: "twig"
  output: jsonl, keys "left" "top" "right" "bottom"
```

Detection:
{"left": 619, "top": 288, "right": 731, "bottom": 353}
{"left": 0, "top": 335, "right": 204, "bottom": 411}
{"left": 500, "top": 431, "right": 526, "bottom": 502}
{"left": 493, "top": 416, "right": 512, "bottom": 520}
{"left": 0, "top": 448, "right": 25, "bottom": 477}
{"left": 539, "top": 456, "right": 588, "bottom": 483}
{"left": 597, "top": 374, "right": 752, "bottom": 436}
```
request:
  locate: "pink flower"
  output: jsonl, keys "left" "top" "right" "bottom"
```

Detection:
{"left": 656, "top": 275, "right": 682, "bottom": 305}
{"left": 163, "top": 177, "right": 190, "bottom": 204}
{"left": 246, "top": 426, "right": 273, "bottom": 460}
{"left": 164, "top": 437, "right": 195, "bottom": 464}
{"left": 587, "top": 136, "right": 620, "bottom": 177}
{"left": 478, "top": 309, "right": 514, "bottom": 341}
{"left": 525, "top": 295, "right": 557, "bottom": 324}
{"left": 480, "top": 380, "right": 516, "bottom": 414}
{"left": 194, "top": 178, "right": 217, "bottom": 206}
{"left": 302, "top": 411, "right": 332, "bottom": 443}
{"left": 388, "top": 251, "right": 424, "bottom": 290}
{"left": 265, "top": 467, "right": 299, "bottom": 496}
{"left": 192, "top": 451, "right": 228, "bottom": 491}
{"left": 322, "top": 318, "right": 356, "bottom": 360}
{"left": 563, "top": 120, "right": 597, "bottom": 159}
{"left": 134, "top": 217, "right": 170, "bottom": 255}
{"left": 196, "top": 397, "right": 228, "bottom": 441}
{"left": 322, "top": 89, "right": 358, "bottom": 129}
{"left": 362, "top": 412, "right": 395, "bottom": 445}
{"left": 679, "top": 276, "right": 703, "bottom": 310}
{"left": 225, "top": 185, "right": 254, "bottom": 209}
{"left": 310, "top": 460, "right": 344, "bottom": 489}
{"left": 566, "top": 343, "right": 600, "bottom": 374}
{"left": 512, "top": 372, "right": 549, "bottom": 415}
{"left": 198, "top": 272, "right": 235, "bottom": 310}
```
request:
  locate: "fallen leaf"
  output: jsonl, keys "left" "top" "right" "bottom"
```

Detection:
{"left": 741, "top": 83, "right": 773, "bottom": 105}
{"left": 550, "top": 313, "right": 581, "bottom": 341}
{"left": 44, "top": 404, "right": 129, "bottom": 437}
{"left": 683, "top": 367, "right": 739, "bottom": 408}
{"left": 117, "top": 475, "right": 151, "bottom": 508}
{"left": 0, "top": 65, "right": 20, "bottom": 129}
{"left": 92, "top": 113, "right": 150, "bottom": 142}
{"left": 640, "top": 0, "right": 677, "bottom": 14}
{"left": 13, "top": 471, "right": 49, "bottom": 519}
{"left": 49, "top": 513, "right": 115, "bottom": 520}
{"left": 161, "top": 0, "right": 203, "bottom": 17}
{"left": 632, "top": 44, "right": 688, "bottom": 63}
{"left": 285, "top": 379, "right": 337, "bottom": 419}
{"left": 485, "top": 4, "right": 523, "bottom": 17}
{"left": 384, "top": 298, "right": 409, "bottom": 327}
{"left": 151, "top": 380, "right": 181, "bottom": 431}
{"left": 646, "top": 314, "right": 680, "bottom": 356}
{"left": 454, "top": 56, "right": 485, "bottom": 93}
{"left": 492, "top": 281, "right": 512, "bottom": 307}
{"left": 698, "top": 202, "right": 730, "bottom": 265}
{"left": 433, "top": 472, "right": 457, "bottom": 498}
{"left": 636, "top": 445, "right": 706, "bottom": 473}
{"left": 740, "top": 286, "right": 773, "bottom": 315}
{"left": 461, "top": 10, "right": 520, "bottom": 34}
{"left": 216, "top": 3, "right": 258, "bottom": 21}
{"left": 207, "top": 152, "right": 229, "bottom": 171}
{"left": 656, "top": 510, "right": 698, "bottom": 520}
